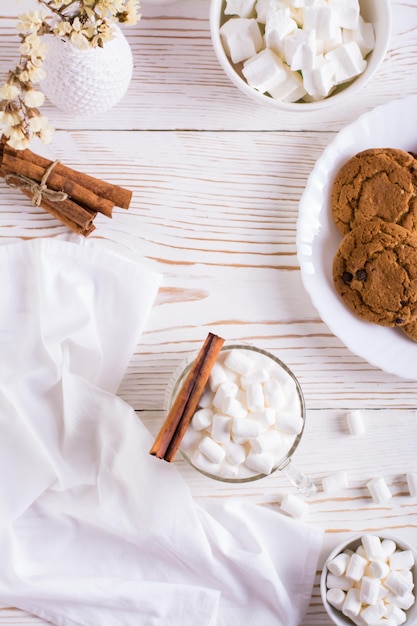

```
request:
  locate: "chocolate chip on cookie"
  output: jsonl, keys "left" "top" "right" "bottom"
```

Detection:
{"left": 333, "top": 219, "right": 417, "bottom": 327}
{"left": 331, "top": 148, "right": 417, "bottom": 235}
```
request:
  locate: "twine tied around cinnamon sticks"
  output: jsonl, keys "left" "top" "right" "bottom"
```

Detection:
{"left": 0, "top": 135, "right": 132, "bottom": 236}
{"left": 4, "top": 160, "right": 68, "bottom": 207}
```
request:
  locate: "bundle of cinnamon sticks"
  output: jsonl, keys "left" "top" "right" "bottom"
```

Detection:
{"left": 0, "top": 135, "right": 132, "bottom": 236}
{"left": 150, "top": 333, "right": 225, "bottom": 462}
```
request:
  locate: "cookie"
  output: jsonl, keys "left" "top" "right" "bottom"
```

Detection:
{"left": 333, "top": 219, "right": 417, "bottom": 327}
{"left": 331, "top": 148, "right": 417, "bottom": 235}
{"left": 401, "top": 320, "right": 417, "bottom": 342}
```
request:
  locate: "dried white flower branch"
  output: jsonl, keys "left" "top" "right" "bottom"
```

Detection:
{"left": 0, "top": 1, "right": 141, "bottom": 150}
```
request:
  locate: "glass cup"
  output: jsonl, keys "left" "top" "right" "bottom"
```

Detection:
{"left": 167, "top": 344, "right": 317, "bottom": 496}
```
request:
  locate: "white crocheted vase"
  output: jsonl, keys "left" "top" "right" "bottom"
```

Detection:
{"left": 40, "top": 26, "right": 133, "bottom": 116}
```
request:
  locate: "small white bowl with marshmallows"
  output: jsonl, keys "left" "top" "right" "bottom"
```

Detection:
{"left": 210, "top": 0, "right": 391, "bottom": 110}
{"left": 321, "top": 534, "right": 417, "bottom": 626}
{"left": 168, "top": 344, "right": 316, "bottom": 494}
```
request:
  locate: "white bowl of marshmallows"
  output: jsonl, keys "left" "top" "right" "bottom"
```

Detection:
{"left": 169, "top": 344, "right": 307, "bottom": 483}
{"left": 210, "top": 0, "right": 391, "bottom": 110}
{"left": 321, "top": 533, "right": 417, "bottom": 626}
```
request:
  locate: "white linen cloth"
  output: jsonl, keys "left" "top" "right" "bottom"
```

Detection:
{"left": 0, "top": 237, "right": 323, "bottom": 626}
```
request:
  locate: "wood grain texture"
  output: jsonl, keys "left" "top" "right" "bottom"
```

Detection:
{"left": 0, "top": 0, "right": 417, "bottom": 624}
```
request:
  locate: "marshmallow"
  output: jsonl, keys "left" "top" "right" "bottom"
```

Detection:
{"left": 360, "top": 576, "right": 381, "bottom": 605}
{"left": 326, "top": 573, "right": 353, "bottom": 591}
{"left": 343, "top": 15, "right": 375, "bottom": 57}
{"left": 362, "top": 534, "right": 386, "bottom": 562}
{"left": 382, "top": 539, "right": 397, "bottom": 558}
{"left": 224, "top": 0, "right": 257, "bottom": 18}
{"left": 212, "top": 381, "right": 238, "bottom": 410}
{"left": 245, "top": 381, "right": 265, "bottom": 411}
{"left": 342, "top": 588, "right": 361, "bottom": 618}
{"left": 326, "top": 588, "right": 345, "bottom": 611}
{"left": 250, "top": 407, "right": 276, "bottom": 428}
{"left": 198, "top": 387, "right": 215, "bottom": 408}
{"left": 224, "top": 347, "right": 255, "bottom": 375}
{"left": 180, "top": 428, "right": 203, "bottom": 454}
{"left": 385, "top": 604, "right": 407, "bottom": 626}
{"left": 192, "top": 451, "right": 220, "bottom": 474}
{"left": 387, "top": 592, "right": 415, "bottom": 611}
{"left": 242, "top": 49, "right": 289, "bottom": 93}
{"left": 211, "top": 413, "right": 232, "bottom": 443}
{"left": 360, "top": 601, "right": 387, "bottom": 624}
{"left": 346, "top": 553, "right": 368, "bottom": 581}
{"left": 240, "top": 367, "right": 269, "bottom": 388}
{"left": 346, "top": 409, "right": 365, "bottom": 435}
{"left": 303, "top": 5, "right": 336, "bottom": 40}
{"left": 255, "top": 0, "right": 289, "bottom": 24}
{"left": 280, "top": 492, "right": 309, "bottom": 518}
{"left": 245, "top": 449, "right": 275, "bottom": 475}
{"left": 407, "top": 471, "right": 417, "bottom": 497}
{"left": 327, "top": 552, "right": 350, "bottom": 577}
{"left": 198, "top": 436, "right": 226, "bottom": 464}
{"left": 385, "top": 570, "right": 414, "bottom": 597}
{"left": 250, "top": 428, "right": 283, "bottom": 454}
{"left": 218, "top": 462, "right": 240, "bottom": 479}
{"left": 367, "top": 477, "right": 392, "bottom": 504}
{"left": 303, "top": 54, "right": 336, "bottom": 98}
{"left": 369, "top": 560, "right": 390, "bottom": 580}
{"left": 283, "top": 27, "right": 316, "bottom": 71}
{"left": 328, "top": 0, "right": 360, "bottom": 30}
{"left": 389, "top": 550, "right": 415, "bottom": 571}
{"left": 275, "top": 411, "right": 303, "bottom": 434}
{"left": 209, "top": 361, "right": 228, "bottom": 391}
{"left": 267, "top": 65, "right": 307, "bottom": 102}
{"left": 263, "top": 378, "right": 286, "bottom": 409}
{"left": 223, "top": 396, "right": 248, "bottom": 419}
{"left": 224, "top": 440, "right": 247, "bottom": 465}
{"left": 264, "top": 7, "right": 298, "bottom": 54}
{"left": 220, "top": 17, "right": 264, "bottom": 64}
{"left": 322, "top": 471, "right": 349, "bottom": 494}
{"left": 325, "top": 41, "right": 367, "bottom": 84}
{"left": 191, "top": 407, "right": 213, "bottom": 431}
{"left": 232, "top": 417, "right": 261, "bottom": 439}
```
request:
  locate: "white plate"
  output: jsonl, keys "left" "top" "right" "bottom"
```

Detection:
{"left": 296, "top": 95, "right": 417, "bottom": 381}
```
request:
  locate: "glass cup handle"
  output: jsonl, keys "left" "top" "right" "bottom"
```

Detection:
{"left": 279, "top": 458, "right": 317, "bottom": 497}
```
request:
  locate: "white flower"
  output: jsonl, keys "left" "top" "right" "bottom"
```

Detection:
{"left": 0, "top": 110, "right": 21, "bottom": 126}
{"left": 28, "top": 114, "right": 49, "bottom": 132}
{"left": 0, "top": 83, "right": 21, "bottom": 101}
{"left": 23, "top": 89, "right": 45, "bottom": 107}
{"left": 38, "top": 125, "right": 54, "bottom": 144}
{"left": 6, "top": 135, "right": 31, "bottom": 150}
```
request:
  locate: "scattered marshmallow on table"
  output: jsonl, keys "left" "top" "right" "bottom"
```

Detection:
{"left": 180, "top": 347, "right": 304, "bottom": 480}
{"left": 325, "top": 535, "right": 416, "bottom": 624}
{"left": 346, "top": 408, "right": 365, "bottom": 435}
{"left": 219, "top": 0, "right": 374, "bottom": 102}
{"left": 280, "top": 492, "right": 309, "bottom": 518}
{"left": 407, "top": 471, "right": 417, "bottom": 497}
{"left": 367, "top": 476, "right": 393, "bottom": 504}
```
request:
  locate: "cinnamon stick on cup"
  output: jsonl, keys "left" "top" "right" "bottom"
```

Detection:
{"left": 150, "top": 333, "right": 225, "bottom": 462}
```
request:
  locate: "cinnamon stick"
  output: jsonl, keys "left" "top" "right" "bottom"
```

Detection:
{"left": 2, "top": 140, "right": 132, "bottom": 209}
{"left": 2, "top": 153, "right": 115, "bottom": 218}
{"left": 20, "top": 187, "right": 95, "bottom": 236}
{"left": 150, "top": 333, "right": 225, "bottom": 462}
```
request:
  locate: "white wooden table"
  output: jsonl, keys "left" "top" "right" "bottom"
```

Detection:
{"left": 1, "top": 1, "right": 417, "bottom": 624}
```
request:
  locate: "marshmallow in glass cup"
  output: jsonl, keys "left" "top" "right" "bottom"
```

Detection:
{"left": 168, "top": 344, "right": 317, "bottom": 495}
